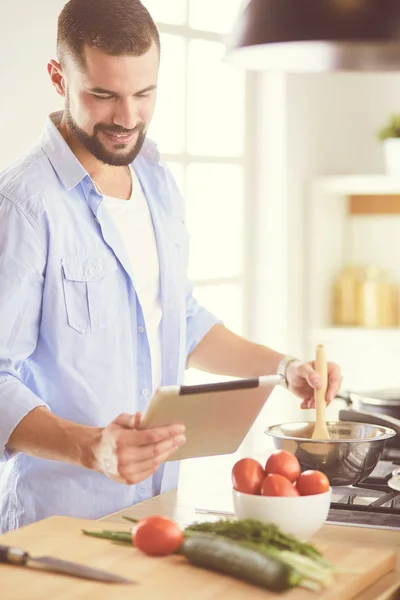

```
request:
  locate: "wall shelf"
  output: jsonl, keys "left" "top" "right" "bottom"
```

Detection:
{"left": 307, "top": 175, "right": 400, "bottom": 389}
{"left": 349, "top": 195, "right": 400, "bottom": 215}
{"left": 308, "top": 174, "right": 400, "bottom": 332}
{"left": 312, "top": 175, "right": 400, "bottom": 215}
{"left": 312, "top": 175, "right": 400, "bottom": 195}
{"left": 311, "top": 327, "right": 400, "bottom": 339}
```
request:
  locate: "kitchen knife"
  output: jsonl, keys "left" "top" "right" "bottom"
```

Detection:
{"left": 0, "top": 544, "right": 134, "bottom": 584}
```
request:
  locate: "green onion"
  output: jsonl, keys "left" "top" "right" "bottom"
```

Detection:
{"left": 82, "top": 529, "right": 131, "bottom": 543}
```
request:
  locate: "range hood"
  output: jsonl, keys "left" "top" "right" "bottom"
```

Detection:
{"left": 226, "top": 0, "right": 400, "bottom": 72}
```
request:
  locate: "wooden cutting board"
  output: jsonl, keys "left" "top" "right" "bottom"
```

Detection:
{"left": 0, "top": 516, "right": 397, "bottom": 600}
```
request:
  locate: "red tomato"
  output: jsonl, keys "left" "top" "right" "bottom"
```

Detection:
{"left": 264, "top": 450, "right": 301, "bottom": 483}
{"left": 296, "top": 470, "right": 330, "bottom": 496}
{"left": 232, "top": 458, "right": 265, "bottom": 495}
{"left": 132, "top": 515, "right": 184, "bottom": 556}
{"left": 261, "top": 473, "right": 300, "bottom": 497}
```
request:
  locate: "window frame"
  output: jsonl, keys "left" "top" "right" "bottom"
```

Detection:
{"left": 150, "top": 10, "right": 256, "bottom": 340}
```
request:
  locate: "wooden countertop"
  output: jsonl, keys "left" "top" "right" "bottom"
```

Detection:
{"left": 0, "top": 486, "right": 399, "bottom": 600}
{"left": 103, "top": 487, "right": 400, "bottom": 600}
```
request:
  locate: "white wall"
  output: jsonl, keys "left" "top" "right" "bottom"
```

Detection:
{"left": 257, "top": 71, "right": 400, "bottom": 354}
{"left": 253, "top": 72, "right": 400, "bottom": 423}
{"left": 0, "top": 0, "right": 65, "bottom": 169}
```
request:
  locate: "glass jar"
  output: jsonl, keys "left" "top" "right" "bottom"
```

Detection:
{"left": 357, "top": 266, "right": 394, "bottom": 328}
{"left": 332, "top": 265, "right": 363, "bottom": 326}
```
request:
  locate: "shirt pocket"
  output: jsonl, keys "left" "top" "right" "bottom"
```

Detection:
{"left": 61, "top": 251, "right": 122, "bottom": 334}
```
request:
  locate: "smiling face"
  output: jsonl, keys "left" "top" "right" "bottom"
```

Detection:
{"left": 60, "top": 43, "right": 159, "bottom": 166}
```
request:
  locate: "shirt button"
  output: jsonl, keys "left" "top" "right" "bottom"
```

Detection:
{"left": 138, "top": 326, "right": 145, "bottom": 334}
{"left": 89, "top": 266, "right": 97, "bottom": 275}
{"left": 141, "top": 388, "right": 149, "bottom": 397}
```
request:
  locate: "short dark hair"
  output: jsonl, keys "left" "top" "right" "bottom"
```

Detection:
{"left": 57, "top": 0, "right": 160, "bottom": 70}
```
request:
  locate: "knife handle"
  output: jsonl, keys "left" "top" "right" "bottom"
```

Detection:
{"left": 0, "top": 545, "right": 29, "bottom": 565}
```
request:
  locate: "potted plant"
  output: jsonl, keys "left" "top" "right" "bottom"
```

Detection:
{"left": 378, "top": 113, "right": 400, "bottom": 175}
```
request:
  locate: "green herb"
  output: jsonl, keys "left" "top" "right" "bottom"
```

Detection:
{"left": 185, "top": 519, "right": 326, "bottom": 564}
{"left": 378, "top": 113, "right": 400, "bottom": 140}
{"left": 82, "top": 518, "right": 325, "bottom": 563}
{"left": 122, "top": 516, "right": 138, "bottom": 524}
{"left": 81, "top": 517, "right": 334, "bottom": 591}
{"left": 82, "top": 529, "right": 132, "bottom": 543}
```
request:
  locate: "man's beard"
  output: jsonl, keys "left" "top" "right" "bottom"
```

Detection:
{"left": 64, "top": 99, "right": 147, "bottom": 166}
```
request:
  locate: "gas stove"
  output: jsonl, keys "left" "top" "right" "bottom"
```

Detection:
{"left": 327, "top": 447, "right": 400, "bottom": 530}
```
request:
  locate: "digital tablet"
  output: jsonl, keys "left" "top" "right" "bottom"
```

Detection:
{"left": 138, "top": 374, "right": 283, "bottom": 461}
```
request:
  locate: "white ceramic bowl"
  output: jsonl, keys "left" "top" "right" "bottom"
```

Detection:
{"left": 232, "top": 487, "right": 332, "bottom": 540}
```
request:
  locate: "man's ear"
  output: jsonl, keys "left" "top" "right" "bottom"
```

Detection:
{"left": 47, "top": 59, "right": 66, "bottom": 97}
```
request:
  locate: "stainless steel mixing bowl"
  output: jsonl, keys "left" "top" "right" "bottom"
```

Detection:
{"left": 264, "top": 421, "right": 396, "bottom": 486}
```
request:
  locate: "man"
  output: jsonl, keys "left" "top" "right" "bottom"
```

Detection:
{"left": 0, "top": 0, "right": 342, "bottom": 533}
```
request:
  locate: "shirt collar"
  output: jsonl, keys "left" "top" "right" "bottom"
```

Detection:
{"left": 40, "top": 111, "right": 161, "bottom": 192}
{"left": 139, "top": 136, "right": 161, "bottom": 163}
{"left": 40, "top": 111, "right": 88, "bottom": 191}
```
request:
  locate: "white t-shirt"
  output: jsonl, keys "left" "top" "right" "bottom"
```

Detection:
{"left": 101, "top": 167, "right": 162, "bottom": 393}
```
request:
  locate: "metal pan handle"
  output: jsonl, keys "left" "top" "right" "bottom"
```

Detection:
{"left": 339, "top": 408, "right": 400, "bottom": 436}
{"left": 334, "top": 391, "right": 352, "bottom": 405}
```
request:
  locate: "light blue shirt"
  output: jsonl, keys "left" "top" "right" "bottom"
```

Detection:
{"left": 0, "top": 112, "right": 219, "bottom": 533}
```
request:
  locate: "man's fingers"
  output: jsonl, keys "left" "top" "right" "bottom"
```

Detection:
{"left": 298, "top": 363, "right": 321, "bottom": 389}
{"left": 131, "top": 412, "right": 142, "bottom": 428}
{"left": 298, "top": 362, "right": 341, "bottom": 396}
{"left": 113, "top": 411, "right": 142, "bottom": 429}
{"left": 119, "top": 433, "right": 186, "bottom": 466}
{"left": 326, "top": 363, "right": 343, "bottom": 402}
{"left": 118, "top": 443, "right": 185, "bottom": 484}
{"left": 296, "top": 361, "right": 342, "bottom": 408}
{"left": 110, "top": 430, "right": 186, "bottom": 484}
{"left": 300, "top": 396, "right": 315, "bottom": 409}
{"left": 135, "top": 423, "right": 186, "bottom": 446}
{"left": 113, "top": 413, "right": 135, "bottom": 428}
{"left": 118, "top": 467, "right": 155, "bottom": 485}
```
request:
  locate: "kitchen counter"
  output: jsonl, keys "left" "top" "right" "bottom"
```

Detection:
{"left": 103, "top": 487, "right": 400, "bottom": 551}
{"left": 103, "top": 487, "right": 400, "bottom": 600}
{"left": 0, "top": 486, "right": 399, "bottom": 600}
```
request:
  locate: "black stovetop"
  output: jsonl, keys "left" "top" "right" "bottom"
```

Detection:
{"left": 327, "top": 447, "right": 400, "bottom": 530}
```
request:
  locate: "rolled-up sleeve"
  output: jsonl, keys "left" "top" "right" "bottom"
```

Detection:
{"left": 0, "top": 195, "right": 49, "bottom": 461}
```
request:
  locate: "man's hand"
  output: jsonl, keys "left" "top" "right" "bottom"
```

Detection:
{"left": 93, "top": 412, "right": 186, "bottom": 484}
{"left": 285, "top": 360, "right": 343, "bottom": 409}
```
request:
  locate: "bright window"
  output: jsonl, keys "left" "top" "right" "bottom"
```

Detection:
{"left": 188, "top": 0, "right": 245, "bottom": 34}
{"left": 187, "top": 39, "right": 245, "bottom": 156}
{"left": 142, "top": 0, "right": 250, "bottom": 490}
{"left": 149, "top": 34, "right": 186, "bottom": 154}
{"left": 186, "top": 163, "right": 244, "bottom": 280}
{"left": 142, "top": 0, "right": 187, "bottom": 25}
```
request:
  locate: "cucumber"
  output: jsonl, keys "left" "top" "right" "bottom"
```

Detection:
{"left": 181, "top": 534, "right": 300, "bottom": 592}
